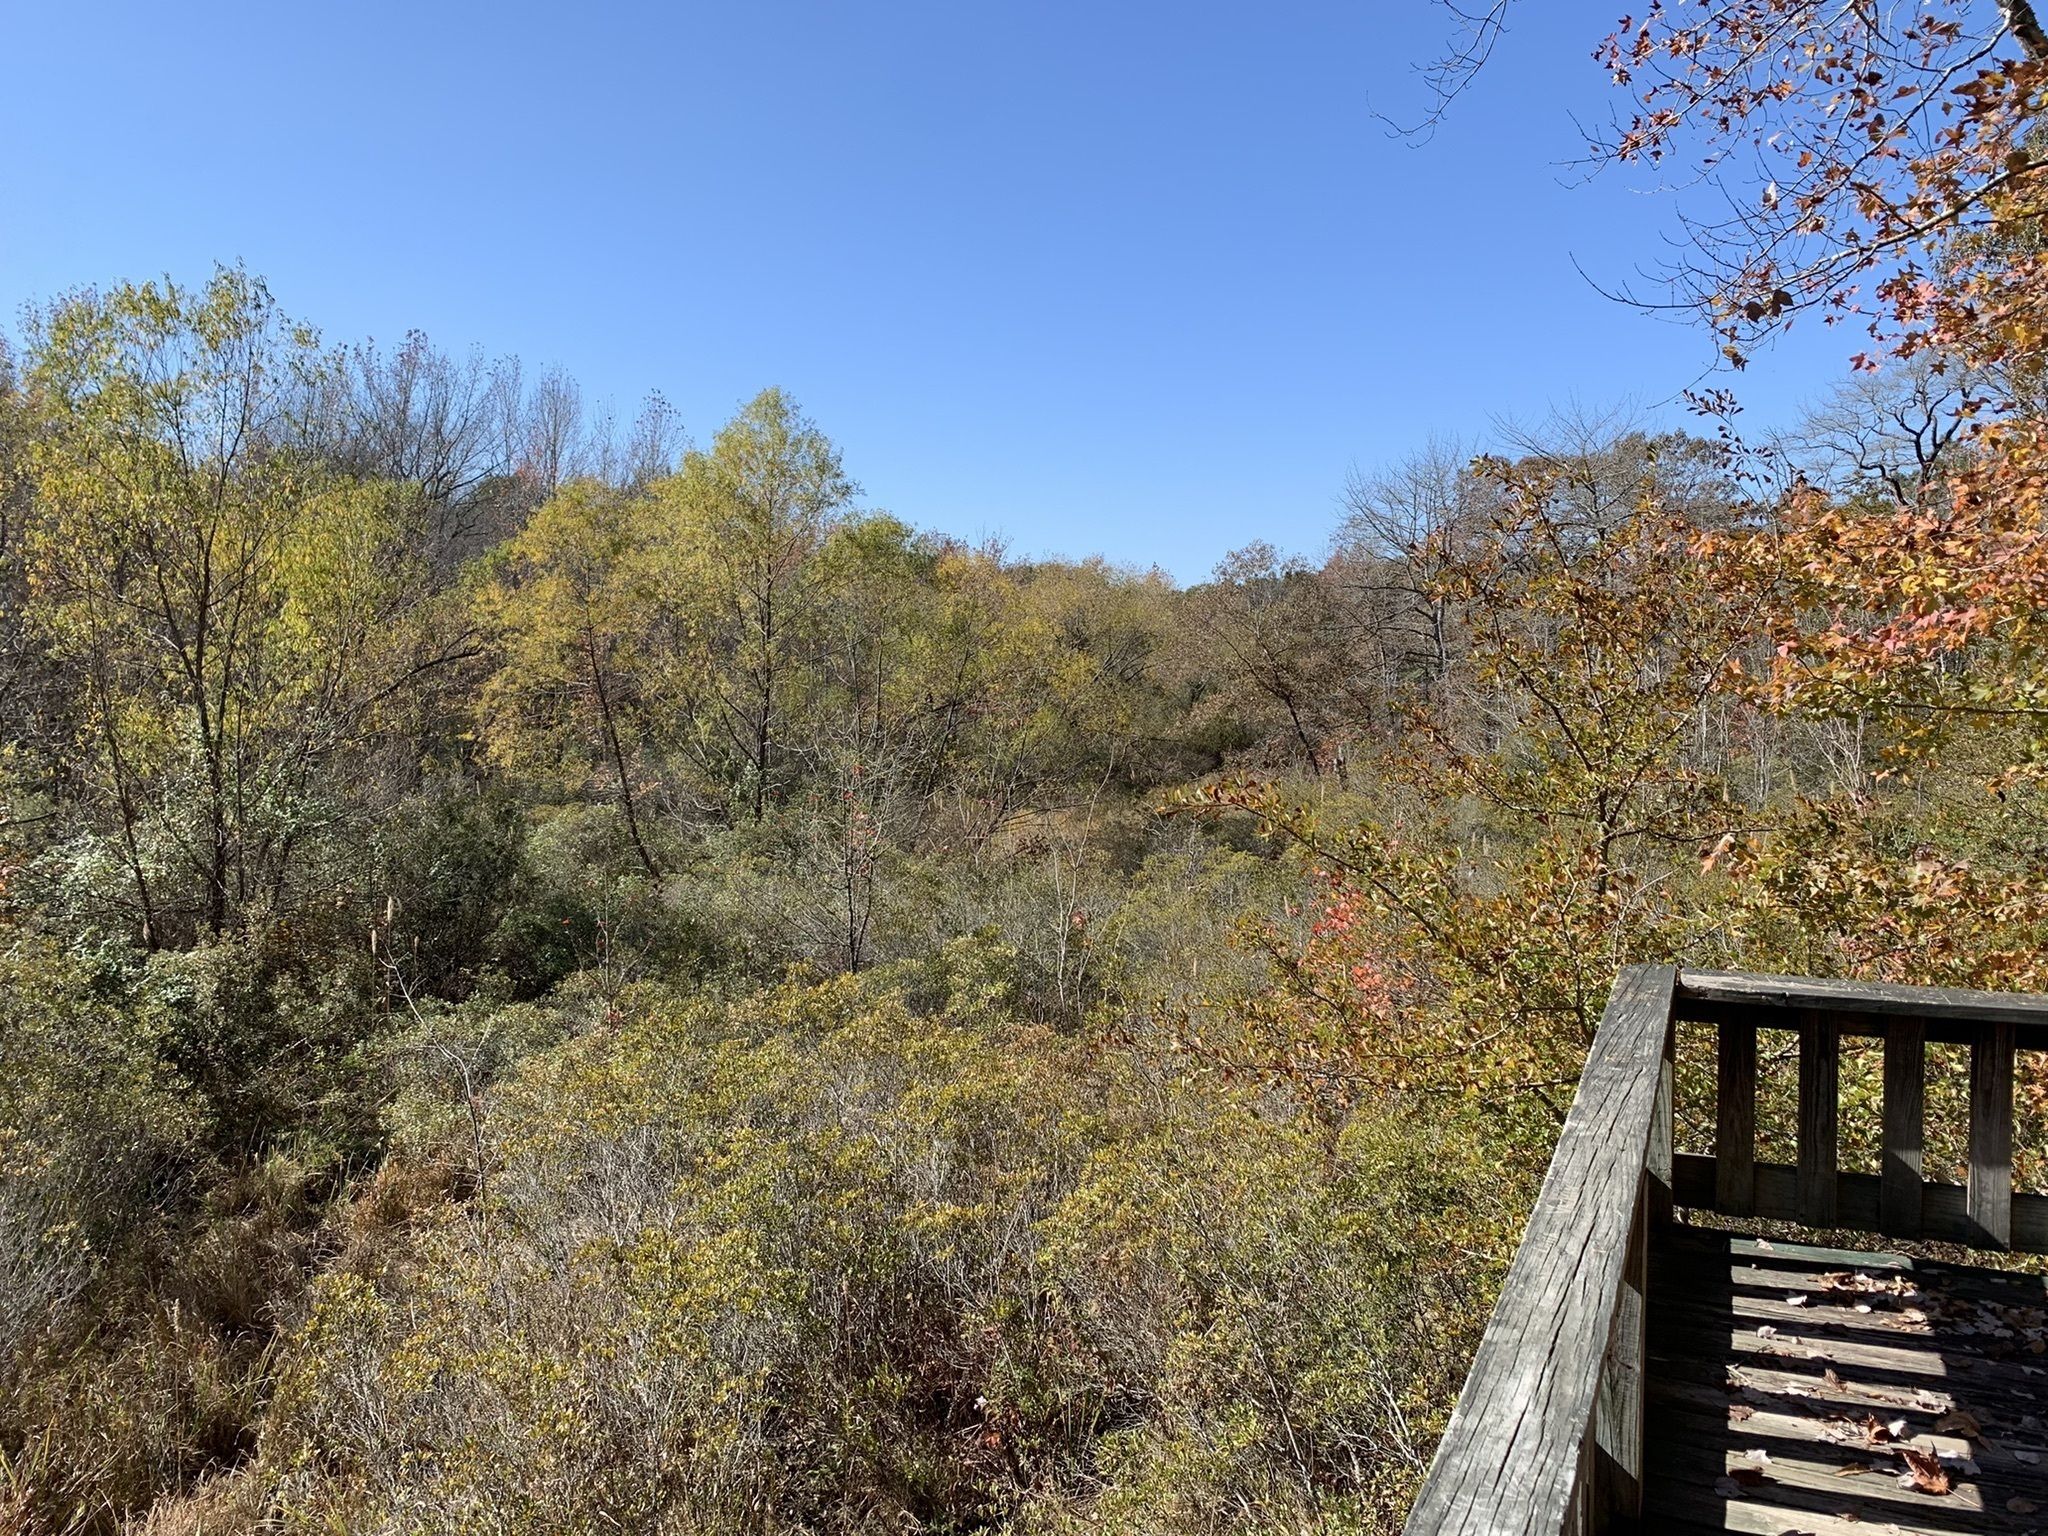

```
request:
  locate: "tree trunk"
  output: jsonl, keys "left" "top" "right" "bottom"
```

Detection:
{"left": 586, "top": 630, "right": 661, "bottom": 881}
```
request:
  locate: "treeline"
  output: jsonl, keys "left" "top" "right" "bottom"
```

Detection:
{"left": 3, "top": 264, "right": 2045, "bottom": 1535}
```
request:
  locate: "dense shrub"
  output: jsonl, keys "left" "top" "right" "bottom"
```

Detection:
{"left": 0, "top": 940, "right": 192, "bottom": 1367}
{"left": 259, "top": 969, "right": 1513, "bottom": 1534}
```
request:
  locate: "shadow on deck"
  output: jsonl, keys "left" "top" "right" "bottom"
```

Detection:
{"left": 1650, "top": 1228, "right": 2047, "bottom": 1535}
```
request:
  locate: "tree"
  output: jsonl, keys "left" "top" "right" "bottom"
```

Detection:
{"left": 20, "top": 270, "right": 462, "bottom": 943}
{"left": 476, "top": 480, "right": 669, "bottom": 879}
{"left": 654, "top": 389, "right": 856, "bottom": 821}
{"left": 1182, "top": 544, "right": 1358, "bottom": 779}
{"left": 1332, "top": 437, "right": 1486, "bottom": 707}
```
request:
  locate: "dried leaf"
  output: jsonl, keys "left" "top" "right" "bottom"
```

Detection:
{"left": 1933, "top": 1409, "right": 1982, "bottom": 1439}
{"left": 1897, "top": 1446, "right": 1951, "bottom": 1495}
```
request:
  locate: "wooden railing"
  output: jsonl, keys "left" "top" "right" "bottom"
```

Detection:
{"left": 1403, "top": 964, "right": 1677, "bottom": 1536}
{"left": 1401, "top": 964, "right": 2042, "bottom": 1536}
{"left": 1671, "top": 969, "right": 2046, "bottom": 1252}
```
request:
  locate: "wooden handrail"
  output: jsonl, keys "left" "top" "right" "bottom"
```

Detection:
{"left": 1404, "top": 964, "right": 2044, "bottom": 1536}
{"left": 1403, "top": 963, "right": 1676, "bottom": 1536}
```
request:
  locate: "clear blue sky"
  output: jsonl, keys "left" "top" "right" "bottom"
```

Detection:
{"left": 1, "top": 1, "right": 1850, "bottom": 581}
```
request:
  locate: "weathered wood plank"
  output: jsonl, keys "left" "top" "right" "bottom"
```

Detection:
{"left": 1402, "top": 964, "right": 1676, "bottom": 1536}
{"left": 1880, "top": 1017, "right": 1924, "bottom": 1239}
{"left": 1591, "top": 1185, "right": 1647, "bottom": 1526}
{"left": 1646, "top": 1442, "right": 2024, "bottom": 1527}
{"left": 1669, "top": 1154, "right": 2048, "bottom": 1251}
{"left": 1796, "top": 1010, "right": 1838, "bottom": 1226}
{"left": 1677, "top": 993, "right": 2048, "bottom": 1050}
{"left": 1645, "top": 1229, "right": 2048, "bottom": 1536}
{"left": 1968, "top": 1020, "right": 2014, "bottom": 1251}
{"left": 1676, "top": 968, "right": 2048, "bottom": 1030}
{"left": 1714, "top": 1020, "right": 1755, "bottom": 1216}
{"left": 1648, "top": 1027, "right": 1674, "bottom": 1228}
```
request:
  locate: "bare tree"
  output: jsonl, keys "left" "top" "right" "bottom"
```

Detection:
{"left": 518, "top": 366, "right": 586, "bottom": 495}
{"left": 1775, "top": 357, "right": 1985, "bottom": 508}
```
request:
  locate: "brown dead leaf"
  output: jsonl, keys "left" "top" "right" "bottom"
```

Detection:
{"left": 1897, "top": 1446, "right": 1951, "bottom": 1495}
{"left": 1837, "top": 1413, "right": 1907, "bottom": 1447}
{"left": 2009, "top": 1497, "right": 2040, "bottom": 1515}
{"left": 1729, "top": 1404, "right": 1756, "bottom": 1422}
{"left": 1933, "top": 1409, "right": 1983, "bottom": 1439}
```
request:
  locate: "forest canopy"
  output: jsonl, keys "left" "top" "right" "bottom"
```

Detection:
{"left": 8, "top": 2, "right": 2048, "bottom": 1532}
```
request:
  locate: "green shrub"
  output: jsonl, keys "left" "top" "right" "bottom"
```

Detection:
{"left": 261, "top": 973, "right": 1510, "bottom": 1535}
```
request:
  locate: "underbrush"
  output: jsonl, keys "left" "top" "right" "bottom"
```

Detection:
{"left": 249, "top": 962, "right": 1514, "bottom": 1535}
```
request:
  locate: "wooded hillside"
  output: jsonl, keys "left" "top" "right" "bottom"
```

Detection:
{"left": 8, "top": 2, "right": 2048, "bottom": 1532}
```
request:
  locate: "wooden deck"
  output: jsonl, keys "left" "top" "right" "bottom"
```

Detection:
{"left": 1649, "top": 1228, "right": 2048, "bottom": 1535}
{"left": 1403, "top": 967, "right": 2048, "bottom": 1536}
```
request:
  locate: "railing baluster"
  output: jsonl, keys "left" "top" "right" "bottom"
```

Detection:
{"left": 1797, "top": 1009, "right": 1838, "bottom": 1226}
{"left": 1715, "top": 1020, "right": 1756, "bottom": 1216}
{"left": 1881, "top": 1017, "right": 1924, "bottom": 1239}
{"left": 1968, "top": 1020, "right": 2015, "bottom": 1250}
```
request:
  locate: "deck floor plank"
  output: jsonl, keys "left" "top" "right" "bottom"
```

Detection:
{"left": 1646, "top": 1229, "right": 2048, "bottom": 1535}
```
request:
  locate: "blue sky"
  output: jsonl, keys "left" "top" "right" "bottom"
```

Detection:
{"left": 1, "top": 1, "right": 1852, "bottom": 580}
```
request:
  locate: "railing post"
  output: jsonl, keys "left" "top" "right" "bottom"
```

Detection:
{"left": 1881, "top": 1017, "right": 1924, "bottom": 1239}
{"left": 1593, "top": 1176, "right": 1648, "bottom": 1525}
{"left": 1968, "top": 1020, "right": 2015, "bottom": 1250}
{"left": 1796, "top": 1008, "right": 1839, "bottom": 1226}
{"left": 1715, "top": 1020, "right": 1756, "bottom": 1216}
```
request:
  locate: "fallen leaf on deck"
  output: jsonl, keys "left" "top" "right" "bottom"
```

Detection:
{"left": 1897, "top": 1446, "right": 1951, "bottom": 1495}
{"left": 2009, "top": 1497, "right": 2040, "bottom": 1515}
{"left": 1933, "top": 1409, "right": 1983, "bottom": 1439}
{"left": 1836, "top": 1413, "right": 1909, "bottom": 1447}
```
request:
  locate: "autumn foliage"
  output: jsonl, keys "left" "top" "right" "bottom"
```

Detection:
{"left": 6, "top": 4, "right": 2048, "bottom": 1533}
